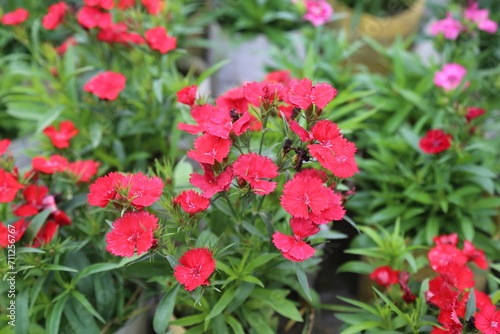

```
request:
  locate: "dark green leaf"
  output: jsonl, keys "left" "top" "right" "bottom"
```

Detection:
{"left": 153, "top": 283, "right": 180, "bottom": 334}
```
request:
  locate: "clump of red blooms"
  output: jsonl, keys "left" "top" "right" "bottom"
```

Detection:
{"left": 369, "top": 265, "right": 417, "bottom": 304}
{"left": 43, "top": 120, "right": 79, "bottom": 149}
{"left": 0, "top": 122, "right": 99, "bottom": 248}
{"left": 419, "top": 129, "right": 453, "bottom": 154}
{"left": 84, "top": 71, "right": 127, "bottom": 100}
{"left": 425, "top": 233, "right": 493, "bottom": 334}
{"left": 1, "top": 8, "right": 29, "bottom": 26}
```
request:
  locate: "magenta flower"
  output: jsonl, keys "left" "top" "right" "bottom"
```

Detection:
{"left": 429, "top": 12, "right": 463, "bottom": 40}
{"left": 434, "top": 63, "right": 468, "bottom": 92}
{"left": 303, "top": 0, "right": 333, "bottom": 27}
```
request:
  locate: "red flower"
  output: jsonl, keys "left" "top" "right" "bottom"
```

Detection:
{"left": 173, "top": 190, "right": 210, "bottom": 213}
{"left": 190, "top": 164, "right": 233, "bottom": 198}
{"left": 280, "top": 175, "right": 345, "bottom": 224}
{"left": 145, "top": 27, "right": 176, "bottom": 53}
{"left": 369, "top": 266, "right": 400, "bottom": 287}
{"left": 84, "top": 0, "right": 114, "bottom": 10}
{"left": 66, "top": 160, "right": 100, "bottom": 183}
{"left": 475, "top": 305, "right": 500, "bottom": 334}
{"left": 433, "top": 233, "right": 458, "bottom": 246}
{"left": 265, "top": 70, "right": 292, "bottom": 85}
{"left": 32, "top": 155, "right": 69, "bottom": 174}
{"left": 419, "top": 129, "right": 452, "bottom": 154}
{"left": 0, "top": 169, "right": 24, "bottom": 203}
{"left": 232, "top": 153, "right": 279, "bottom": 195}
{"left": 289, "top": 120, "right": 313, "bottom": 142}
{"left": 13, "top": 185, "right": 49, "bottom": 217}
{"left": 84, "top": 71, "right": 126, "bottom": 100}
{"left": 118, "top": 0, "right": 136, "bottom": 10}
{"left": 243, "top": 81, "right": 286, "bottom": 108}
{"left": 288, "top": 78, "right": 337, "bottom": 110}
{"left": 56, "top": 36, "right": 77, "bottom": 55}
{"left": 187, "top": 134, "right": 231, "bottom": 165}
{"left": 177, "top": 85, "right": 197, "bottom": 106}
{"left": 106, "top": 211, "right": 159, "bottom": 257}
{"left": 127, "top": 172, "right": 164, "bottom": 210}
{"left": 0, "top": 219, "right": 28, "bottom": 248}
{"left": 173, "top": 248, "right": 216, "bottom": 291}
{"left": 426, "top": 276, "right": 460, "bottom": 310}
{"left": 142, "top": 0, "right": 164, "bottom": 14}
{"left": 178, "top": 104, "right": 214, "bottom": 135}
{"left": 32, "top": 220, "right": 58, "bottom": 247}
{"left": 272, "top": 218, "right": 319, "bottom": 262}
{"left": 436, "top": 262, "right": 474, "bottom": 291}
{"left": 428, "top": 244, "right": 468, "bottom": 270}
{"left": 465, "top": 106, "right": 486, "bottom": 123}
{"left": 77, "top": 6, "right": 112, "bottom": 29}
{"left": 462, "top": 240, "right": 488, "bottom": 270}
{"left": 42, "top": 2, "right": 67, "bottom": 30}
{"left": 216, "top": 87, "right": 249, "bottom": 113}
{"left": 0, "top": 139, "right": 11, "bottom": 155}
{"left": 43, "top": 120, "right": 79, "bottom": 148}
{"left": 88, "top": 172, "right": 126, "bottom": 207}
{"left": 1, "top": 9, "right": 29, "bottom": 25}
{"left": 97, "top": 23, "right": 128, "bottom": 43}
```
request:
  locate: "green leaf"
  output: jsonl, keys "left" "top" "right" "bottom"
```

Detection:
{"left": 24, "top": 209, "right": 52, "bottom": 243}
{"left": 153, "top": 283, "right": 180, "bottom": 334}
{"left": 336, "top": 261, "right": 374, "bottom": 275}
{"left": 465, "top": 289, "right": 476, "bottom": 320}
{"left": 73, "top": 263, "right": 119, "bottom": 284}
{"left": 225, "top": 315, "right": 245, "bottom": 334}
{"left": 171, "top": 313, "right": 207, "bottom": 326}
{"left": 294, "top": 262, "right": 312, "bottom": 301}
{"left": 373, "top": 287, "right": 411, "bottom": 324}
{"left": 241, "top": 275, "right": 264, "bottom": 287}
{"left": 195, "top": 59, "right": 231, "bottom": 85}
{"left": 241, "top": 221, "right": 267, "bottom": 240}
{"left": 226, "top": 282, "right": 255, "bottom": 313}
{"left": 173, "top": 157, "right": 194, "bottom": 191}
{"left": 205, "top": 287, "right": 237, "bottom": 321}
{"left": 243, "top": 253, "right": 278, "bottom": 274}
{"left": 258, "top": 294, "right": 303, "bottom": 322}
{"left": 425, "top": 216, "right": 440, "bottom": 246}
{"left": 337, "top": 296, "right": 378, "bottom": 315}
{"left": 339, "top": 321, "right": 386, "bottom": 334}
{"left": 44, "top": 265, "right": 78, "bottom": 272}
{"left": 71, "top": 290, "right": 105, "bottom": 324}
{"left": 153, "top": 79, "right": 163, "bottom": 103}
{"left": 47, "top": 293, "right": 69, "bottom": 334}
{"left": 216, "top": 261, "right": 235, "bottom": 276}
{"left": 14, "top": 289, "right": 29, "bottom": 334}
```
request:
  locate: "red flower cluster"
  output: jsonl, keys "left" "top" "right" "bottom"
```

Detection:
{"left": 43, "top": 120, "right": 79, "bottom": 149}
{"left": 42, "top": 2, "right": 67, "bottom": 30}
{"left": 31, "top": 154, "right": 99, "bottom": 184}
{"left": 145, "top": 27, "right": 177, "bottom": 54}
{"left": 0, "top": 169, "right": 24, "bottom": 203}
{"left": 419, "top": 129, "right": 453, "bottom": 154}
{"left": 369, "top": 266, "right": 400, "bottom": 287}
{"left": 173, "top": 248, "right": 216, "bottom": 291}
{"left": 84, "top": 71, "right": 126, "bottom": 100}
{"left": 425, "top": 234, "right": 491, "bottom": 333}
{"left": 173, "top": 190, "right": 210, "bottom": 213}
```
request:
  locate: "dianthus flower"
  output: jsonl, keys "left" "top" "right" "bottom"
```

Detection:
{"left": 280, "top": 175, "right": 345, "bottom": 224}
{"left": 84, "top": 0, "right": 114, "bottom": 10}
{"left": 272, "top": 218, "right": 319, "bottom": 262}
{"left": 433, "top": 233, "right": 458, "bottom": 246}
{"left": 190, "top": 164, "right": 233, "bottom": 198}
{"left": 462, "top": 240, "right": 488, "bottom": 269}
{"left": 465, "top": 106, "right": 486, "bottom": 123}
{"left": 145, "top": 27, "right": 176, "bottom": 54}
{"left": 118, "top": 0, "right": 136, "bottom": 10}
{"left": 0, "top": 219, "right": 28, "bottom": 247}
{"left": 232, "top": 153, "right": 279, "bottom": 195}
{"left": 474, "top": 305, "right": 500, "bottom": 334}
{"left": 66, "top": 160, "right": 100, "bottom": 183}
{"left": 289, "top": 78, "right": 337, "bottom": 110}
{"left": 303, "top": 0, "right": 333, "bottom": 27}
{"left": 243, "top": 81, "right": 286, "bottom": 108}
{"left": 56, "top": 36, "right": 77, "bottom": 55}
{"left": 430, "top": 12, "right": 463, "bottom": 40}
{"left": 142, "top": 0, "right": 164, "bottom": 14}
{"left": 216, "top": 87, "right": 249, "bottom": 113}
{"left": 106, "top": 211, "right": 158, "bottom": 257}
{"left": 84, "top": 71, "right": 126, "bottom": 100}
{"left": 428, "top": 244, "right": 468, "bottom": 270}
{"left": 31, "top": 155, "right": 69, "bottom": 174}
{"left": 369, "top": 266, "right": 400, "bottom": 287}
{"left": 265, "top": 70, "right": 292, "bottom": 86}
{"left": 127, "top": 172, "right": 164, "bottom": 210}
{"left": 434, "top": 63, "right": 468, "bottom": 92}
{"left": 464, "top": 2, "right": 498, "bottom": 34}
{"left": 173, "top": 190, "right": 210, "bottom": 213}
{"left": 32, "top": 220, "right": 58, "bottom": 247}
{"left": 87, "top": 172, "right": 126, "bottom": 207}
{"left": 0, "top": 139, "right": 11, "bottom": 155}
{"left": 42, "top": 2, "right": 67, "bottom": 30}
{"left": 177, "top": 85, "right": 197, "bottom": 106}
{"left": 173, "top": 248, "right": 216, "bottom": 291}
{"left": 77, "top": 6, "right": 112, "bottom": 29}
{"left": 187, "top": 134, "right": 231, "bottom": 165}
{"left": 43, "top": 120, "right": 79, "bottom": 149}
{"left": 419, "top": 129, "right": 452, "bottom": 154}
{"left": 1, "top": 8, "right": 29, "bottom": 25}
{"left": 435, "top": 262, "right": 474, "bottom": 291}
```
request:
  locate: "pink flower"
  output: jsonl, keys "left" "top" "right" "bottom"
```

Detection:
{"left": 145, "top": 27, "right": 176, "bottom": 54}
{"left": 0, "top": 169, "right": 24, "bottom": 203}
{"left": 303, "top": 0, "right": 333, "bottom": 26}
{"left": 190, "top": 164, "right": 233, "bottom": 198}
{"left": 173, "top": 190, "right": 210, "bottom": 213}
{"left": 1, "top": 8, "right": 29, "bottom": 25}
{"left": 42, "top": 2, "right": 67, "bottom": 30}
{"left": 173, "top": 248, "right": 216, "bottom": 291}
{"left": 465, "top": 2, "right": 498, "bottom": 34}
{"left": 142, "top": 0, "right": 163, "bottom": 14}
{"left": 430, "top": 12, "right": 463, "bottom": 40}
{"left": 187, "top": 134, "right": 231, "bottom": 165}
{"left": 232, "top": 153, "right": 279, "bottom": 195}
{"left": 84, "top": 71, "right": 126, "bottom": 100}
{"left": 106, "top": 211, "right": 159, "bottom": 257}
{"left": 434, "top": 63, "right": 468, "bottom": 92}
{"left": 77, "top": 6, "right": 112, "bottom": 29}
{"left": 32, "top": 155, "right": 69, "bottom": 174}
{"left": 84, "top": 0, "right": 114, "bottom": 10}
{"left": 0, "top": 139, "right": 11, "bottom": 155}
{"left": 66, "top": 160, "right": 100, "bottom": 183}
{"left": 289, "top": 78, "right": 337, "bottom": 110}
{"left": 272, "top": 218, "right": 319, "bottom": 262}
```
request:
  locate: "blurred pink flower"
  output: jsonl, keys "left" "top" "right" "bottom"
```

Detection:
{"left": 430, "top": 12, "right": 463, "bottom": 40}
{"left": 303, "top": 0, "right": 333, "bottom": 27}
{"left": 434, "top": 63, "right": 468, "bottom": 92}
{"left": 464, "top": 2, "right": 498, "bottom": 34}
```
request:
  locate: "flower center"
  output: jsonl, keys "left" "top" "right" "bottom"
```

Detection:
{"left": 127, "top": 232, "right": 141, "bottom": 243}
{"left": 491, "top": 321, "right": 498, "bottom": 328}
